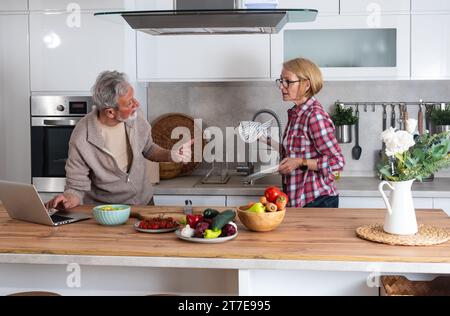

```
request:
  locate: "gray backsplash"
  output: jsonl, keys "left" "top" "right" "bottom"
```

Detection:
{"left": 147, "top": 80, "right": 450, "bottom": 177}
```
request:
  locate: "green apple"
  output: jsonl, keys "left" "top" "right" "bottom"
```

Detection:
{"left": 247, "top": 202, "right": 265, "bottom": 213}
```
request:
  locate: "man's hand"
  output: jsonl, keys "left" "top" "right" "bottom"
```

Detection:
{"left": 45, "top": 193, "right": 80, "bottom": 211}
{"left": 278, "top": 158, "right": 302, "bottom": 175}
{"left": 172, "top": 138, "right": 194, "bottom": 164}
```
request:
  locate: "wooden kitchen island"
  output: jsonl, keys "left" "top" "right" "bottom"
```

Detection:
{"left": 0, "top": 205, "right": 449, "bottom": 296}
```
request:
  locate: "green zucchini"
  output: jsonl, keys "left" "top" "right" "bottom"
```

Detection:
{"left": 212, "top": 209, "right": 236, "bottom": 231}
{"left": 203, "top": 208, "right": 220, "bottom": 219}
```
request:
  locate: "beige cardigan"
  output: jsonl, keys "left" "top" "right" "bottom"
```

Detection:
{"left": 64, "top": 109, "right": 155, "bottom": 205}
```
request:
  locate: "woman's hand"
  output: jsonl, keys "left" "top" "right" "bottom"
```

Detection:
{"left": 278, "top": 158, "right": 302, "bottom": 175}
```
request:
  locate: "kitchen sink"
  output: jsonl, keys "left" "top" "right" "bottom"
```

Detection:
{"left": 241, "top": 173, "right": 282, "bottom": 187}
{"left": 193, "top": 174, "right": 282, "bottom": 188}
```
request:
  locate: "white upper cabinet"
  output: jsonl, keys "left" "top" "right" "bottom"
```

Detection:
{"left": 134, "top": 0, "right": 173, "bottom": 10}
{"left": 0, "top": 0, "right": 28, "bottom": 11}
{"left": 411, "top": 14, "right": 450, "bottom": 79}
{"left": 137, "top": 34, "right": 271, "bottom": 81}
{"left": 340, "top": 0, "right": 411, "bottom": 15}
{"left": 30, "top": 12, "right": 127, "bottom": 92}
{"left": 277, "top": 0, "right": 339, "bottom": 15}
{"left": 412, "top": 0, "right": 450, "bottom": 13}
{"left": 271, "top": 14, "right": 410, "bottom": 80}
{"left": 29, "top": 0, "right": 126, "bottom": 11}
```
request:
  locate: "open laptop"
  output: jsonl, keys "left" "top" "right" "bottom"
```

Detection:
{"left": 0, "top": 181, "right": 90, "bottom": 226}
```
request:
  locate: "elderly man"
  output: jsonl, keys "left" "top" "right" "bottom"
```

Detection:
{"left": 46, "top": 70, "right": 191, "bottom": 210}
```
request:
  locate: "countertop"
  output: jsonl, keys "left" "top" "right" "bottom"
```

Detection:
{"left": 153, "top": 175, "right": 450, "bottom": 198}
{"left": 1, "top": 205, "right": 450, "bottom": 273}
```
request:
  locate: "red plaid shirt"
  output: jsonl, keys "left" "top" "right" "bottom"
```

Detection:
{"left": 281, "top": 97, "right": 345, "bottom": 207}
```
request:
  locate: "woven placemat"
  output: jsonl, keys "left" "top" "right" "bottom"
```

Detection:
{"left": 356, "top": 224, "right": 450, "bottom": 246}
{"left": 151, "top": 113, "right": 204, "bottom": 176}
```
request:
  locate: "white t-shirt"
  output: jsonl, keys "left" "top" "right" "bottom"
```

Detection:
{"left": 98, "top": 121, "right": 132, "bottom": 173}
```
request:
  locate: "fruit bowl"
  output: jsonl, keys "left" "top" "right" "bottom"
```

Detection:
{"left": 236, "top": 206, "right": 285, "bottom": 232}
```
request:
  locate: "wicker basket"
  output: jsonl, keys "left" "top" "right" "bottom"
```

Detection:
{"left": 159, "top": 162, "right": 183, "bottom": 180}
{"left": 380, "top": 275, "right": 450, "bottom": 296}
{"left": 151, "top": 113, "right": 204, "bottom": 176}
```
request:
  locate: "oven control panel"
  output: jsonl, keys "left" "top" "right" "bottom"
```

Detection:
{"left": 31, "top": 96, "right": 94, "bottom": 116}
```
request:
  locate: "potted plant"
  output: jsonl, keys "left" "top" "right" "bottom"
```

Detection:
{"left": 377, "top": 123, "right": 450, "bottom": 235}
{"left": 330, "top": 104, "right": 358, "bottom": 143}
{"left": 431, "top": 104, "right": 450, "bottom": 133}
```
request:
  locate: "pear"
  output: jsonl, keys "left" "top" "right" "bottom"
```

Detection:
{"left": 247, "top": 202, "right": 265, "bottom": 213}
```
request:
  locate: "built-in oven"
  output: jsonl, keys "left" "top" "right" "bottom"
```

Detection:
{"left": 31, "top": 96, "right": 93, "bottom": 192}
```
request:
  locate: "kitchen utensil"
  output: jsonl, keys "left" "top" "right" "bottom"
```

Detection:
{"left": 184, "top": 200, "right": 193, "bottom": 215}
{"left": 351, "top": 105, "right": 362, "bottom": 160}
{"left": 151, "top": 113, "right": 203, "bottom": 176}
{"left": 397, "top": 104, "right": 405, "bottom": 130}
{"left": 238, "top": 119, "right": 273, "bottom": 143}
{"left": 391, "top": 104, "right": 396, "bottom": 129}
{"left": 237, "top": 206, "right": 285, "bottom": 232}
{"left": 418, "top": 103, "right": 424, "bottom": 135}
{"left": 403, "top": 103, "right": 409, "bottom": 131}
{"left": 379, "top": 104, "right": 388, "bottom": 159}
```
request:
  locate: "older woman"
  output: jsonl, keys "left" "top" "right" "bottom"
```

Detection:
{"left": 277, "top": 58, "right": 345, "bottom": 208}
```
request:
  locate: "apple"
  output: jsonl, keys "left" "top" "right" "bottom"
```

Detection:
{"left": 247, "top": 202, "right": 265, "bottom": 213}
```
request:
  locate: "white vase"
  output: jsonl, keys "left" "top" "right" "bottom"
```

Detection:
{"left": 378, "top": 179, "right": 418, "bottom": 235}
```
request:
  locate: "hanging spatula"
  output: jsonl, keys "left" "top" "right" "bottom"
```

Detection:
{"left": 352, "top": 105, "right": 362, "bottom": 160}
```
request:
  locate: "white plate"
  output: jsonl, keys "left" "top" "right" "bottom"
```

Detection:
{"left": 175, "top": 229, "right": 238, "bottom": 243}
{"left": 134, "top": 221, "right": 178, "bottom": 233}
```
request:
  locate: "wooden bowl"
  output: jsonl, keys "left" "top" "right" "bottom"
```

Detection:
{"left": 159, "top": 162, "right": 183, "bottom": 180}
{"left": 236, "top": 206, "right": 285, "bottom": 232}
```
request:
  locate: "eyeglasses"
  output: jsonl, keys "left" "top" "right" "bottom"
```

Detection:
{"left": 275, "top": 78, "right": 302, "bottom": 89}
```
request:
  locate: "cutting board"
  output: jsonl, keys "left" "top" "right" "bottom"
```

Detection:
{"left": 130, "top": 207, "right": 189, "bottom": 221}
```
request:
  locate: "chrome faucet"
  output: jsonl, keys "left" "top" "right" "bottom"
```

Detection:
{"left": 236, "top": 108, "right": 282, "bottom": 177}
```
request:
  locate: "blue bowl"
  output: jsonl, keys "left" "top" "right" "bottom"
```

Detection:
{"left": 92, "top": 204, "right": 131, "bottom": 226}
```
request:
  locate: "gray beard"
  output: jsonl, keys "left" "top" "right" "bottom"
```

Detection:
{"left": 117, "top": 110, "right": 137, "bottom": 123}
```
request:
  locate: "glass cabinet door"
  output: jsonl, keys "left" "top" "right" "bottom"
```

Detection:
{"left": 271, "top": 15, "right": 410, "bottom": 80}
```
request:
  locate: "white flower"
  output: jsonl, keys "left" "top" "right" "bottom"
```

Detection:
{"left": 381, "top": 127, "right": 396, "bottom": 143}
{"left": 381, "top": 128, "right": 415, "bottom": 157}
{"left": 406, "top": 118, "right": 418, "bottom": 134}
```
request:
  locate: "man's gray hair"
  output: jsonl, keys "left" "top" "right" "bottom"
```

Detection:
{"left": 92, "top": 70, "right": 130, "bottom": 110}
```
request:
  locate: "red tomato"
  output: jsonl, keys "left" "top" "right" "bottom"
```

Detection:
{"left": 264, "top": 186, "right": 282, "bottom": 203}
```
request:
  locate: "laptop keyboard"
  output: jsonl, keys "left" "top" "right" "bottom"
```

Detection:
{"left": 51, "top": 214, "right": 73, "bottom": 224}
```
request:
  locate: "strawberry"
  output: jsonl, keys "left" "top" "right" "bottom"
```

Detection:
{"left": 275, "top": 195, "right": 287, "bottom": 211}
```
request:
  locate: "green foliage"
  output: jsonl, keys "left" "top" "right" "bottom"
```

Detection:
{"left": 431, "top": 106, "right": 450, "bottom": 126}
{"left": 330, "top": 106, "right": 358, "bottom": 126}
{"left": 377, "top": 131, "right": 450, "bottom": 181}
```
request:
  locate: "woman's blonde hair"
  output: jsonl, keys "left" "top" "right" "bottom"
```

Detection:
{"left": 283, "top": 57, "right": 323, "bottom": 99}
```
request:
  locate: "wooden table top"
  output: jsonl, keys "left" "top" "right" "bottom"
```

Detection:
{"left": 0, "top": 205, "right": 449, "bottom": 263}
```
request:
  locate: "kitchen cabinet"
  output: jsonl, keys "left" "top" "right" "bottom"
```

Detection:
{"left": 277, "top": 0, "right": 339, "bottom": 16}
{"left": 226, "top": 196, "right": 261, "bottom": 207}
{"left": 29, "top": 11, "right": 128, "bottom": 92}
{"left": 0, "top": 0, "right": 28, "bottom": 11}
{"left": 411, "top": 14, "right": 450, "bottom": 79}
{"left": 0, "top": 14, "right": 31, "bottom": 183}
{"left": 271, "top": 14, "right": 410, "bottom": 80}
{"left": 153, "top": 195, "right": 226, "bottom": 207}
{"left": 340, "top": 197, "right": 433, "bottom": 209}
{"left": 433, "top": 198, "right": 450, "bottom": 216}
{"left": 29, "top": 0, "right": 125, "bottom": 11}
{"left": 134, "top": 0, "right": 173, "bottom": 10}
{"left": 340, "top": 0, "right": 410, "bottom": 15}
{"left": 411, "top": 0, "right": 450, "bottom": 13}
{"left": 137, "top": 34, "right": 271, "bottom": 81}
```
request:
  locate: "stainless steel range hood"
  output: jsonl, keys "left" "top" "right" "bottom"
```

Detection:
{"left": 94, "top": 9, "right": 318, "bottom": 35}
